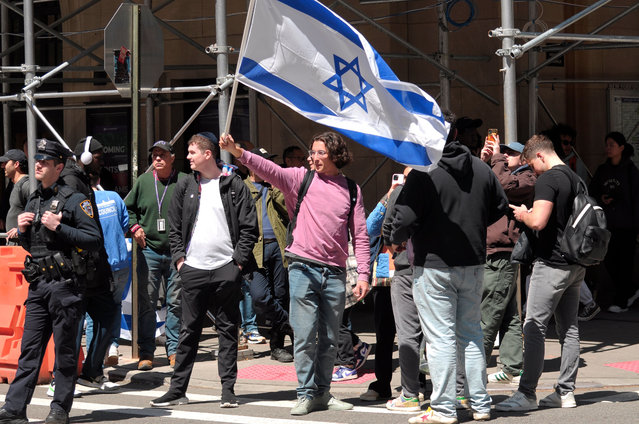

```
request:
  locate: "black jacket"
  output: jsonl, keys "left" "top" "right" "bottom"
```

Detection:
{"left": 168, "top": 171, "right": 259, "bottom": 272}
{"left": 390, "top": 140, "right": 508, "bottom": 267}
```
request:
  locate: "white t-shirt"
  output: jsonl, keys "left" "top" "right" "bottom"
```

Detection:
{"left": 185, "top": 177, "right": 234, "bottom": 270}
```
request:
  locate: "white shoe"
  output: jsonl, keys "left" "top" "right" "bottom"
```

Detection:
{"left": 47, "top": 381, "right": 82, "bottom": 398}
{"left": 487, "top": 370, "right": 515, "bottom": 384}
{"left": 495, "top": 391, "right": 538, "bottom": 411}
{"left": 539, "top": 391, "right": 576, "bottom": 408}
{"left": 607, "top": 305, "right": 628, "bottom": 313}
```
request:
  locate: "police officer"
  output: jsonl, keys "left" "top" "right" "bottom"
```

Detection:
{"left": 0, "top": 139, "right": 102, "bottom": 424}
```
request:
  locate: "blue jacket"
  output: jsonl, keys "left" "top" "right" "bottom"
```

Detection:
{"left": 95, "top": 190, "right": 130, "bottom": 271}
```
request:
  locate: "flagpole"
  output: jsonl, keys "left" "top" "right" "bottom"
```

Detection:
{"left": 223, "top": 0, "right": 257, "bottom": 137}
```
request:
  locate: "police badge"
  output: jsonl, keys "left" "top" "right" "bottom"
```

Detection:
{"left": 80, "top": 200, "right": 94, "bottom": 218}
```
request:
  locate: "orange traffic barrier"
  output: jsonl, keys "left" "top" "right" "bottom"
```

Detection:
{"left": 0, "top": 246, "right": 82, "bottom": 384}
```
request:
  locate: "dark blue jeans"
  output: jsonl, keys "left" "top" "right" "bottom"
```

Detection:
{"left": 78, "top": 289, "right": 117, "bottom": 379}
{"left": 248, "top": 241, "right": 289, "bottom": 332}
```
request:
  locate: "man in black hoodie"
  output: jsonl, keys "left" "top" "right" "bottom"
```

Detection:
{"left": 390, "top": 126, "right": 508, "bottom": 424}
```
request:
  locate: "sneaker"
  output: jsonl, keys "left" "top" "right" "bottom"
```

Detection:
{"left": 511, "top": 370, "right": 523, "bottom": 385}
{"left": 290, "top": 396, "right": 313, "bottom": 416}
{"left": 150, "top": 392, "right": 189, "bottom": 407}
{"left": 488, "top": 370, "right": 515, "bottom": 384}
{"left": 220, "top": 388, "right": 239, "bottom": 408}
{"left": 271, "top": 347, "right": 294, "bottom": 363}
{"left": 539, "top": 390, "right": 576, "bottom": 408}
{"left": 495, "top": 390, "right": 538, "bottom": 411}
{"left": 47, "top": 381, "right": 82, "bottom": 398}
{"left": 360, "top": 388, "right": 392, "bottom": 401}
{"left": 353, "top": 341, "right": 371, "bottom": 370}
{"left": 472, "top": 411, "right": 490, "bottom": 421}
{"left": 608, "top": 305, "right": 628, "bottom": 313}
{"left": 105, "top": 345, "right": 119, "bottom": 367}
{"left": 332, "top": 366, "right": 358, "bottom": 382}
{"left": 578, "top": 301, "right": 601, "bottom": 321}
{"left": 455, "top": 396, "right": 470, "bottom": 410}
{"left": 386, "top": 393, "right": 421, "bottom": 412}
{"left": 247, "top": 331, "right": 266, "bottom": 344}
{"left": 311, "top": 393, "right": 353, "bottom": 411}
{"left": 408, "top": 407, "right": 458, "bottom": 424}
{"left": 76, "top": 374, "right": 119, "bottom": 391}
{"left": 627, "top": 289, "right": 639, "bottom": 308}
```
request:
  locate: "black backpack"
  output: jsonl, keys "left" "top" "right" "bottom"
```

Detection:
{"left": 285, "top": 170, "right": 357, "bottom": 247}
{"left": 557, "top": 167, "right": 611, "bottom": 266}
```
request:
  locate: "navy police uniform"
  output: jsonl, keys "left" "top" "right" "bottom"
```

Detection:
{"left": 0, "top": 139, "right": 102, "bottom": 424}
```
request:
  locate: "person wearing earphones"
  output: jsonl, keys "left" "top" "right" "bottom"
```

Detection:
{"left": 72, "top": 137, "right": 116, "bottom": 191}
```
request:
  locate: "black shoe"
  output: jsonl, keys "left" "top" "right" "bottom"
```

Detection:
{"left": 271, "top": 347, "right": 294, "bottom": 363}
{"left": 44, "top": 409, "right": 68, "bottom": 424}
{"left": 150, "top": 391, "right": 189, "bottom": 407}
{"left": 0, "top": 408, "right": 28, "bottom": 424}
{"left": 220, "top": 388, "right": 239, "bottom": 408}
{"left": 578, "top": 301, "right": 601, "bottom": 321}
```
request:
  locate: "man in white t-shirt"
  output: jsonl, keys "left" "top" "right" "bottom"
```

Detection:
{"left": 150, "top": 133, "right": 258, "bottom": 409}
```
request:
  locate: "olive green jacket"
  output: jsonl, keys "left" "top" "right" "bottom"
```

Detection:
{"left": 244, "top": 178, "right": 290, "bottom": 268}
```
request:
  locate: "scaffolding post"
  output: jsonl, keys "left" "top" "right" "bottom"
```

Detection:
{"left": 500, "top": 0, "right": 517, "bottom": 144}
{"left": 1, "top": 4, "right": 11, "bottom": 156}
{"left": 145, "top": 0, "right": 154, "bottom": 162}
{"left": 528, "top": 0, "right": 538, "bottom": 137}
{"left": 437, "top": 3, "right": 450, "bottom": 112}
{"left": 131, "top": 3, "right": 141, "bottom": 360}
{"left": 216, "top": 0, "right": 231, "bottom": 162}
{"left": 23, "top": 0, "right": 36, "bottom": 192}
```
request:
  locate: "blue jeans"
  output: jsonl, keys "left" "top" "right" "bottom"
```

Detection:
{"left": 239, "top": 279, "right": 259, "bottom": 334}
{"left": 288, "top": 260, "right": 345, "bottom": 399}
{"left": 78, "top": 290, "right": 117, "bottom": 379}
{"left": 412, "top": 265, "right": 491, "bottom": 417}
{"left": 137, "top": 246, "right": 181, "bottom": 357}
{"left": 86, "top": 266, "right": 130, "bottom": 349}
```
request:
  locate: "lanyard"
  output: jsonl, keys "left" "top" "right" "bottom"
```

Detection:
{"left": 154, "top": 169, "right": 174, "bottom": 217}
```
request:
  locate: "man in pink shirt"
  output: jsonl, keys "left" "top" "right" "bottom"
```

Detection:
{"left": 220, "top": 131, "right": 370, "bottom": 416}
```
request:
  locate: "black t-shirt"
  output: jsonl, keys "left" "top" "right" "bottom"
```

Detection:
{"left": 533, "top": 165, "right": 575, "bottom": 266}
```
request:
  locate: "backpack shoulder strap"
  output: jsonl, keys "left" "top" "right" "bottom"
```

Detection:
{"left": 346, "top": 177, "right": 358, "bottom": 222}
{"left": 288, "top": 170, "right": 315, "bottom": 235}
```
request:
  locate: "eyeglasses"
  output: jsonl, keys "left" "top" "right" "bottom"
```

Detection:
{"left": 308, "top": 150, "right": 327, "bottom": 158}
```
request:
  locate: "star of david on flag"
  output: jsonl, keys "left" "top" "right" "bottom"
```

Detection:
{"left": 235, "top": 0, "right": 449, "bottom": 172}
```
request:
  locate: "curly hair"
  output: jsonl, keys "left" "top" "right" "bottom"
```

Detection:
{"left": 309, "top": 131, "right": 353, "bottom": 169}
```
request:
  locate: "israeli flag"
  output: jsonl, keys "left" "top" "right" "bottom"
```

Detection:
{"left": 236, "top": 0, "right": 449, "bottom": 171}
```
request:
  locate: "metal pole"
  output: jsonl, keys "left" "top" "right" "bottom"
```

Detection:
{"left": 23, "top": 0, "right": 36, "bottom": 192}
{"left": 145, "top": 0, "right": 154, "bottom": 161}
{"left": 519, "top": 3, "right": 639, "bottom": 83}
{"left": 1, "top": 4, "right": 11, "bottom": 156}
{"left": 500, "top": 0, "right": 517, "bottom": 144}
{"left": 516, "top": 32, "right": 639, "bottom": 44}
{"left": 437, "top": 3, "right": 450, "bottom": 112}
{"left": 334, "top": 0, "right": 499, "bottom": 106}
{"left": 216, "top": 0, "right": 231, "bottom": 162}
{"left": 508, "top": 0, "right": 612, "bottom": 58}
{"left": 528, "top": 0, "right": 538, "bottom": 137}
{"left": 131, "top": 3, "right": 141, "bottom": 360}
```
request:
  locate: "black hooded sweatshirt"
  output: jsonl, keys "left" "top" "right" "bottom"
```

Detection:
{"left": 390, "top": 140, "right": 508, "bottom": 268}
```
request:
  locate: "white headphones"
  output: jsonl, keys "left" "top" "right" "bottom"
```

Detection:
{"left": 81, "top": 136, "right": 93, "bottom": 165}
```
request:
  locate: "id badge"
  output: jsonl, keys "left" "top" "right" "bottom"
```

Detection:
{"left": 157, "top": 218, "right": 166, "bottom": 232}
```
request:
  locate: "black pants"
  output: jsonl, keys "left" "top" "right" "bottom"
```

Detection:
{"left": 169, "top": 262, "right": 241, "bottom": 394}
{"left": 248, "top": 241, "right": 289, "bottom": 347}
{"left": 4, "top": 278, "right": 84, "bottom": 415}
{"left": 368, "top": 286, "right": 396, "bottom": 396}
{"left": 335, "top": 306, "right": 361, "bottom": 366}
{"left": 605, "top": 229, "right": 638, "bottom": 308}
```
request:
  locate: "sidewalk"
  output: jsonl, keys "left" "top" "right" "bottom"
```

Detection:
{"left": 106, "top": 303, "right": 639, "bottom": 399}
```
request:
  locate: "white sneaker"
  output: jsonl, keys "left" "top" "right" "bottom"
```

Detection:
{"left": 77, "top": 375, "right": 119, "bottom": 391}
{"left": 539, "top": 391, "right": 576, "bottom": 408}
{"left": 495, "top": 391, "right": 538, "bottom": 411}
{"left": 105, "top": 344, "right": 119, "bottom": 366}
{"left": 487, "top": 370, "right": 515, "bottom": 384}
{"left": 47, "top": 381, "right": 82, "bottom": 398}
{"left": 607, "top": 305, "right": 628, "bottom": 313}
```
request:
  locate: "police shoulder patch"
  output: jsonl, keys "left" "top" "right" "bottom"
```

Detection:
{"left": 80, "top": 200, "right": 94, "bottom": 218}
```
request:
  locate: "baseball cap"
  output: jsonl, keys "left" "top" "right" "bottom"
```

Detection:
{"left": 500, "top": 141, "right": 525, "bottom": 153}
{"left": 149, "top": 140, "right": 174, "bottom": 154}
{"left": 74, "top": 137, "right": 103, "bottom": 156}
{"left": 454, "top": 117, "right": 483, "bottom": 131}
{"left": 251, "top": 147, "right": 277, "bottom": 160}
{"left": 0, "top": 149, "right": 27, "bottom": 163}
{"left": 34, "top": 138, "right": 73, "bottom": 161}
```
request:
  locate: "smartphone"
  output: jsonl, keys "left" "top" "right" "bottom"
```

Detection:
{"left": 487, "top": 128, "right": 498, "bottom": 144}
{"left": 392, "top": 174, "right": 405, "bottom": 185}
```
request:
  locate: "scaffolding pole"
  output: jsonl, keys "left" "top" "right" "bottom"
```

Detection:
{"left": 500, "top": 0, "right": 517, "bottom": 144}
{"left": 23, "top": 0, "right": 36, "bottom": 192}
{"left": 437, "top": 3, "right": 450, "bottom": 112}
{"left": 216, "top": 0, "right": 231, "bottom": 162}
{"left": 528, "top": 0, "right": 538, "bottom": 137}
{"left": 1, "top": 3, "right": 10, "bottom": 155}
{"left": 145, "top": 0, "right": 154, "bottom": 157}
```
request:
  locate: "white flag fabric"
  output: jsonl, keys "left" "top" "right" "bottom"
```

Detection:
{"left": 236, "top": 0, "right": 449, "bottom": 172}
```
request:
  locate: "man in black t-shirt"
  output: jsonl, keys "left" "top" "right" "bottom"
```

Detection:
{"left": 496, "top": 134, "right": 586, "bottom": 413}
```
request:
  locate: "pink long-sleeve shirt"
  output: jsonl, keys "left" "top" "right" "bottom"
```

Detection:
{"left": 239, "top": 150, "right": 370, "bottom": 282}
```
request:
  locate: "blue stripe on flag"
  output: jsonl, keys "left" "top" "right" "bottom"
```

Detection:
{"left": 386, "top": 88, "right": 445, "bottom": 123}
{"left": 334, "top": 127, "right": 433, "bottom": 167}
{"left": 373, "top": 48, "right": 399, "bottom": 82}
{"left": 240, "top": 57, "right": 336, "bottom": 117}
{"left": 277, "top": 0, "right": 363, "bottom": 50}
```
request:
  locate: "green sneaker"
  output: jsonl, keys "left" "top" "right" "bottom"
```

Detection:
{"left": 386, "top": 393, "right": 421, "bottom": 412}
{"left": 455, "top": 396, "right": 470, "bottom": 410}
{"left": 290, "top": 397, "right": 313, "bottom": 415}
